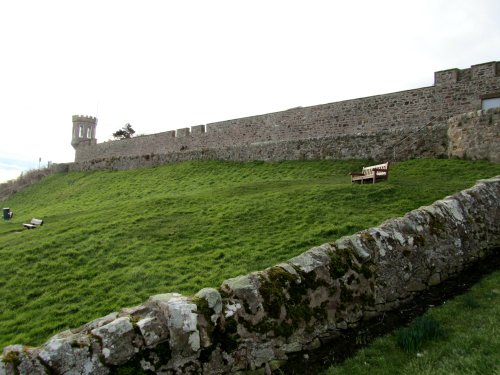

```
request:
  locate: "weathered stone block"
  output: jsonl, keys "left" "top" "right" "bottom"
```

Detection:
{"left": 154, "top": 295, "right": 200, "bottom": 357}
{"left": 91, "top": 317, "right": 136, "bottom": 366}
{"left": 222, "top": 273, "right": 263, "bottom": 315}
{"left": 136, "top": 315, "right": 169, "bottom": 348}
{"left": 1, "top": 345, "right": 47, "bottom": 375}
{"left": 195, "top": 288, "right": 223, "bottom": 316}
{"left": 38, "top": 333, "right": 108, "bottom": 374}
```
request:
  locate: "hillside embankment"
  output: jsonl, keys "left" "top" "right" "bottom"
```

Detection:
{"left": 1, "top": 171, "right": 498, "bottom": 374}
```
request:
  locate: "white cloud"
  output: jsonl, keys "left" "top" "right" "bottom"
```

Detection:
{"left": 0, "top": 153, "right": 39, "bottom": 183}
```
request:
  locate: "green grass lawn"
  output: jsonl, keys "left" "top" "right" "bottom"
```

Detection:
{"left": 324, "top": 268, "right": 500, "bottom": 375}
{"left": 0, "top": 159, "right": 499, "bottom": 349}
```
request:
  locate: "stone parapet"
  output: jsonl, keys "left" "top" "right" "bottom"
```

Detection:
{"left": 448, "top": 107, "right": 500, "bottom": 163}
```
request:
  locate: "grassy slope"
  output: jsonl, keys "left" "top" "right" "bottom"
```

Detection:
{"left": 0, "top": 159, "right": 499, "bottom": 348}
{"left": 324, "top": 269, "right": 500, "bottom": 375}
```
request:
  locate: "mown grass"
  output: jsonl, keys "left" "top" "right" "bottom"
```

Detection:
{"left": 0, "top": 159, "right": 499, "bottom": 348}
{"left": 324, "top": 268, "right": 500, "bottom": 375}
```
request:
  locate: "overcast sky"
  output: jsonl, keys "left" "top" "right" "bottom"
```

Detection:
{"left": 1, "top": 0, "right": 499, "bottom": 182}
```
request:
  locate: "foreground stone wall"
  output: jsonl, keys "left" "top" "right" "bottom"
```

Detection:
{"left": 448, "top": 107, "right": 500, "bottom": 162}
{"left": 73, "top": 61, "right": 500, "bottom": 165}
{"left": 2, "top": 177, "right": 499, "bottom": 374}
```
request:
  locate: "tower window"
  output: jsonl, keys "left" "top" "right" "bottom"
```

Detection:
{"left": 482, "top": 97, "right": 500, "bottom": 110}
{"left": 87, "top": 128, "right": 91, "bottom": 138}
{"left": 79, "top": 125, "right": 84, "bottom": 137}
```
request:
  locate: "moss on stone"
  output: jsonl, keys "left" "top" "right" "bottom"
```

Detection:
{"left": 339, "top": 282, "right": 354, "bottom": 303}
{"left": 70, "top": 340, "right": 88, "bottom": 349}
{"left": 245, "top": 317, "right": 273, "bottom": 334}
{"left": 273, "top": 321, "right": 295, "bottom": 338}
{"left": 128, "top": 315, "right": 140, "bottom": 325}
{"left": 296, "top": 266, "right": 329, "bottom": 290}
{"left": 259, "top": 267, "right": 299, "bottom": 319}
{"left": 360, "top": 232, "right": 376, "bottom": 244}
{"left": 428, "top": 213, "right": 446, "bottom": 235}
{"left": 313, "top": 302, "right": 328, "bottom": 321}
{"left": 243, "top": 264, "right": 340, "bottom": 340}
{"left": 109, "top": 345, "right": 170, "bottom": 375}
{"left": 265, "top": 266, "right": 299, "bottom": 286}
{"left": 284, "top": 266, "right": 329, "bottom": 310}
{"left": 111, "top": 342, "right": 172, "bottom": 374}
{"left": 154, "top": 342, "right": 172, "bottom": 364}
{"left": 211, "top": 317, "right": 239, "bottom": 353}
{"left": 193, "top": 296, "right": 212, "bottom": 319}
{"left": 1, "top": 350, "right": 20, "bottom": 367}
{"left": 242, "top": 299, "right": 251, "bottom": 314}
{"left": 329, "top": 248, "right": 351, "bottom": 280}
{"left": 346, "top": 273, "right": 357, "bottom": 285}
{"left": 110, "top": 364, "right": 150, "bottom": 375}
{"left": 360, "top": 263, "right": 374, "bottom": 279}
{"left": 288, "top": 304, "right": 313, "bottom": 324}
{"left": 413, "top": 234, "right": 426, "bottom": 246}
{"left": 330, "top": 257, "right": 349, "bottom": 279}
{"left": 248, "top": 317, "right": 296, "bottom": 338}
{"left": 193, "top": 295, "right": 217, "bottom": 338}
{"left": 360, "top": 292, "right": 375, "bottom": 306}
{"left": 217, "top": 287, "right": 231, "bottom": 300}
{"left": 249, "top": 264, "right": 335, "bottom": 339}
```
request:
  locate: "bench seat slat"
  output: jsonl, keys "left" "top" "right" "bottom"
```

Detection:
{"left": 350, "top": 162, "right": 390, "bottom": 184}
{"left": 22, "top": 218, "right": 43, "bottom": 229}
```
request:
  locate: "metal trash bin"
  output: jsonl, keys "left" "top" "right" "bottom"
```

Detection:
{"left": 3, "top": 208, "right": 12, "bottom": 220}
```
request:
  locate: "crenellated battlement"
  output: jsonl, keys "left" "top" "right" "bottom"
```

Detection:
{"left": 176, "top": 127, "right": 190, "bottom": 138}
{"left": 434, "top": 61, "right": 499, "bottom": 85}
{"left": 71, "top": 115, "right": 97, "bottom": 150}
{"left": 72, "top": 115, "right": 97, "bottom": 123}
{"left": 72, "top": 61, "right": 500, "bottom": 164}
{"left": 190, "top": 124, "right": 206, "bottom": 135}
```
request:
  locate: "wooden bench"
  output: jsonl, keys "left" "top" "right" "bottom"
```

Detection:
{"left": 350, "top": 162, "right": 390, "bottom": 184}
{"left": 23, "top": 218, "right": 44, "bottom": 229}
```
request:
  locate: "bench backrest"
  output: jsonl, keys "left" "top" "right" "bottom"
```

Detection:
{"left": 31, "top": 218, "right": 43, "bottom": 226}
{"left": 362, "top": 162, "right": 389, "bottom": 176}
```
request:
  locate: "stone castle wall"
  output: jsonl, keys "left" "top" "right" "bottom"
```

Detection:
{"left": 69, "top": 125, "right": 448, "bottom": 172}
{"left": 2, "top": 177, "right": 499, "bottom": 374}
{"left": 73, "top": 62, "right": 500, "bottom": 166}
{"left": 448, "top": 107, "right": 500, "bottom": 162}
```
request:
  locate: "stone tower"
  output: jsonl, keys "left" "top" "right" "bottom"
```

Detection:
{"left": 71, "top": 115, "right": 97, "bottom": 149}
